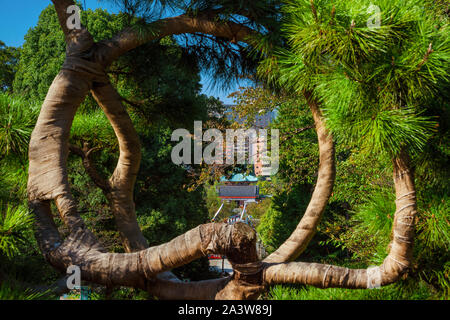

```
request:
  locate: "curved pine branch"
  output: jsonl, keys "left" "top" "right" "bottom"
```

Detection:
{"left": 263, "top": 150, "right": 417, "bottom": 288}
{"left": 264, "top": 91, "right": 336, "bottom": 263}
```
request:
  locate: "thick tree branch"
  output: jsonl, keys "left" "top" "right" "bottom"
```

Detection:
{"left": 69, "top": 143, "right": 111, "bottom": 192}
{"left": 263, "top": 150, "right": 417, "bottom": 288}
{"left": 97, "top": 11, "right": 260, "bottom": 66}
{"left": 51, "top": 0, "right": 76, "bottom": 37}
{"left": 280, "top": 125, "right": 314, "bottom": 145}
{"left": 27, "top": 62, "right": 101, "bottom": 231}
{"left": 264, "top": 91, "right": 336, "bottom": 263}
{"left": 31, "top": 197, "right": 256, "bottom": 297}
{"left": 90, "top": 82, "right": 147, "bottom": 252}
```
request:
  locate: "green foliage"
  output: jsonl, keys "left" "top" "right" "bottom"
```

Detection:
{"left": 414, "top": 104, "right": 449, "bottom": 194}
{"left": 0, "top": 41, "right": 20, "bottom": 92}
{"left": 12, "top": 5, "right": 127, "bottom": 103}
{"left": 12, "top": 5, "right": 65, "bottom": 101}
{"left": 259, "top": 0, "right": 449, "bottom": 158}
{"left": 85, "top": 286, "right": 149, "bottom": 300}
{"left": 268, "top": 278, "right": 434, "bottom": 300}
{"left": 112, "top": 36, "right": 207, "bottom": 127}
{"left": 0, "top": 92, "right": 39, "bottom": 156}
{"left": 414, "top": 195, "right": 450, "bottom": 296}
{"left": 130, "top": 123, "right": 212, "bottom": 280}
{"left": 354, "top": 191, "right": 395, "bottom": 240}
{"left": 417, "top": 196, "right": 449, "bottom": 251}
{"left": 0, "top": 90, "right": 58, "bottom": 298}
{"left": 0, "top": 282, "right": 53, "bottom": 300}
{"left": 0, "top": 204, "right": 34, "bottom": 259}
{"left": 257, "top": 185, "right": 311, "bottom": 252}
{"left": 134, "top": 124, "right": 209, "bottom": 246}
{"left": 321, "top": 190, "right": 395, "bottom": 264}
{"left": 274, "top": 101, "right": 317, "bottom": 185}
{"left": 332, "top": 150, "right": 393, "bottom": 206}
{"left": 320, "top": 85, "right": 437, "bottom": 156}
{"left": 71, "top": 109, "right": 117, "bottom": 146}
{"left": 0, "top": 159, "right": 29, "bottom": 202}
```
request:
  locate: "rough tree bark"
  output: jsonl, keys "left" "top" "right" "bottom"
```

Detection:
{"left": 264, "top": 90, "right": 336, "bottom": 263}
{"left": 27, "top": 0, "right": 419, "bottom": 299}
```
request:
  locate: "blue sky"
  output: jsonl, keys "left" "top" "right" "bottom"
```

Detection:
{"left": 0, "top": 0, "right": 245, "bottom": 104}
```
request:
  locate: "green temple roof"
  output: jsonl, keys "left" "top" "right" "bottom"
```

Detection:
{"left": 220, "top": 173, "right": 258, "bottom": 182}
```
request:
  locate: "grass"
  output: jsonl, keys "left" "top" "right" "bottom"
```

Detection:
{"left": 0, "top": 281, "right": 54, "bottom": 300}
{"left": 267, "top": 279, "right": 435, "bottom": 300}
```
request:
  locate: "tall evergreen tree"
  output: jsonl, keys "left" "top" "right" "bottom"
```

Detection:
{"left": 0, "top": 41, "right": 19, "bottom": 92}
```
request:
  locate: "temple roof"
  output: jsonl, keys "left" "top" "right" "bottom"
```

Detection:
{"left": 218, "top": 185, "right": 259, "bottom": 199}
{"left": 220, "top": 173, "right": 258, "bottom": 183}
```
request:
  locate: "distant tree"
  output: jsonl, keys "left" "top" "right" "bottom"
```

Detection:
{"left": 0, "top": 41, "right": 19, "bottom": 92}
{"left": 13, "top": 6, "right": 127, "bottom": 102}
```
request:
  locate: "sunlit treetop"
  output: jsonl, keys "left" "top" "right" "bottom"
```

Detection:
{"left": 256, "top": 0, "right": 449, "bottom": 157}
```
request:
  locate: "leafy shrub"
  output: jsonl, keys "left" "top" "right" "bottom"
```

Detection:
{"left": 0, "top": 281, "right": 53, "bottom": 300}
{"left": 0, "top": 92, "right": 39, "bottom": 156}
{"left": 0, "top": 204, "right": 34, "bottom": 258}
